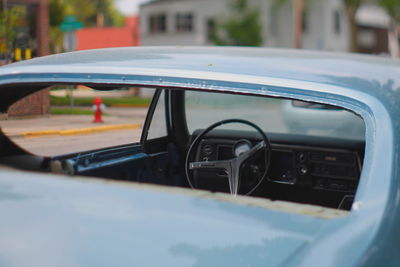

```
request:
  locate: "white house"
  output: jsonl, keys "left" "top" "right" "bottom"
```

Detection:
{"left": 139, "top": 0, "right": 351, "bottom": 52}
{"left": 137, "top": 0, "right": 392, "bottom": 97}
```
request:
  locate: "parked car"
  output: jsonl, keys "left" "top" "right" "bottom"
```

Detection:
{"left": 281, "top": 100, "right": 365, "bottom": 138}
{"left": 0, "top": 47, "right": 398, "bottom": 266}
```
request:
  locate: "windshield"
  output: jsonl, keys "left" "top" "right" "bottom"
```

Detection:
{"left": 185, "top": 90, "right": 365, "bottom": 141}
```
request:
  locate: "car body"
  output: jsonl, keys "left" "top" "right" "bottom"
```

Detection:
{"left": 0, "top": 47, "right": 399, "bottom": 266}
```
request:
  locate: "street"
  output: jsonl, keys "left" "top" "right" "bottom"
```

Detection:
{"left": 0, "top": 107, "right": 147, "bottom": 157}
{"left": 12, "top": 129, "right": 142, "bottom": 156}
{"left": 1, "top": 103, "right": 290, "bottom": 157}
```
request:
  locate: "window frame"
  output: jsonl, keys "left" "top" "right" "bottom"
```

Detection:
{"left": 175, "top": 13, "right": 194, "bottom": 33}
{"left": 149, "top": 14, "right": 167, "bottom": 33}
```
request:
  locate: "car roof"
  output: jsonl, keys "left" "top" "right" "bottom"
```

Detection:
{"left": 1, "top": 46, "right": 400, "bottom": 111}
{"left": 0, "top": 46, "right": 398, "bottom": 93}
{"left": 0, "top": 46, "right": 399, "bottom": 110}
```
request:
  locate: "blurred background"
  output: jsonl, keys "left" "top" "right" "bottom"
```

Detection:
{"left": 1, "top": 0, "right": 399, "bottom": 65}
{"left": 0, "top": 0, "right": 398, "bottom": 155}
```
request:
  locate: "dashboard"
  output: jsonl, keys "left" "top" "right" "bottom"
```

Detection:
{"left": 192, "top": 130, "right": 364, "bottom": 210}
{"left": 46, "top": 127, "right": 364, "bottom": 211}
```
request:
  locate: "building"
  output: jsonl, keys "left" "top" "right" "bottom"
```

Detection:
{"left": 356, "top": 5, "right": 391, "bottom": 55}
{"left": 139, "top": 0, "right": 350, "bottom": 52}
{"left": 140, "top": 0, "right": 399, "bottom": 55}
{"left": 76, "top": 17, "right": 140, "bottom": 50}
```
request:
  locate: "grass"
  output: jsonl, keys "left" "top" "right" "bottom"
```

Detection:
{"left": 50, "top": 108, "right": 101, "bottom": 115}
{"left": 50, "top": 95, "right": 151, "bottom": 106}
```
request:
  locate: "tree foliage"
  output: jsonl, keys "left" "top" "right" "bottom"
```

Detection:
{"left": 0, "top": 6, "right": 25, "bottom": 43}
{"left": 0, "top": 6, "right": 26, "bottom": 59}
{"left": 379, "top": 0, "right": 400, "bottom": 23}
{"left": 48, "top": 0, "right": 124, "bottom": 53}
{"left": 50, "top": 0, "right": 123, "bottom": 28}
{"left": 64, "top": 0, "right": 123, "bottom": 27}
{"left": 49, "top": 0, "right": 66, "bottom": 27}
{"left": 342, "top": 0, "right": 362, "bottom": 8}
{"left": 211, "top": 0, "right": 263, "bottom": 46}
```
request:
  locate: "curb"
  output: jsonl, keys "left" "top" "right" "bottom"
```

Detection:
{"left": 110, "top": 104, "right": 150, "bottom": 108}
{"left": 18, "top": 123, "right": 141, "bottom": 138}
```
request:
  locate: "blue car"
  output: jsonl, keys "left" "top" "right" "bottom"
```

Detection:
{"left": 0, "top": 47, "right": 398, "bottom": 266}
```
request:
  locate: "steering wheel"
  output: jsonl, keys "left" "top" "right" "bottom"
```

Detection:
{"left": 185, "top": 119, "right": 271, "bottom": 196}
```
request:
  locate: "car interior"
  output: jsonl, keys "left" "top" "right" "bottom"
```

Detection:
{"left": 0, "top": 85, "right": 365, "bottom": 211}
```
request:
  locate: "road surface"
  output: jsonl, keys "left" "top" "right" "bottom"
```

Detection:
{"left": 0, "top": 107, "right": 147, "bottom": 157}
{"left": 12, "top": 129, "right": 142, "bottom": 157}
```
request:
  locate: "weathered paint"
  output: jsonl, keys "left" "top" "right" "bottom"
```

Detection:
{"left": 0, "top": 168, "right": 324, "bottom": 267}
{"left": 0, "top": 47, "right": 399, "bottom": 266}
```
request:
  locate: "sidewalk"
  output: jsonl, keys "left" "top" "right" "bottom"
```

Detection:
{"left": 0, "top": 107, "right": 148, "bottom": 138}
{"left": 50, "top": 87, "right": 155, "bottom": 98}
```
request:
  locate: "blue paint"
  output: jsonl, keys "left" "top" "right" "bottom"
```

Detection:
{"left": 0, "top": 47, "right": 400, "bottom": 266}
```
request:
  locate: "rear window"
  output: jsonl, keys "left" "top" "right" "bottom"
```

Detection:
{"left": 185, "top": 90, "right": 365, "bottom": 141}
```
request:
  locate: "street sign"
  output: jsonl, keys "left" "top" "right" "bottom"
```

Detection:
{"left": 61, "top": 16, "right": 83, "bottom": 52}
{"left": 60, "top": 16, "right": 83, "bottom": 32}
{"left": 63, "top": 31, "right": 77, "bottom": 52}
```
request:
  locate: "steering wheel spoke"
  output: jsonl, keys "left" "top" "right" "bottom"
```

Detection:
{"left": 189, "top": 160, "right": 231, "bottom": 171}
{"left": 225, "top": 159, "right": 241, "bottom": 196}
{"left": 185, "top": 119, "right": 271, "bottom": 196}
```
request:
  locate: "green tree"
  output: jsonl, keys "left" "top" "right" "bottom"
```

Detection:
{"left": 0, "top": 6, "right": 26, "bottom": 61}
{"left": 50, "top": 0, "right": 67, "bottom": 27}
{"left": 48, "top": 0, "right": 124, "bottom": 53}
{"left": 49, "top": 0, "right": 67, "bottom": 53}
{"left": 211, "top": 0, "right": 263, "bottom": 46}
{"left": 379, "top": 0, "right": 400, "bottom": 57}
{"left": 63, "top": 0, "right": 123, "bottom": 28}
{"left": 379, "top": 0, "right": 400, "bottom": 22}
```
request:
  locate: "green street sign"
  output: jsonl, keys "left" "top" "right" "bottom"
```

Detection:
{"left": 60, "top": 16, "right": 83, "bottom": 32}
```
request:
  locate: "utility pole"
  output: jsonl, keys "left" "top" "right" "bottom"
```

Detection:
{"left": 293, "top": 0, "right": 303, "bottom": 49}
